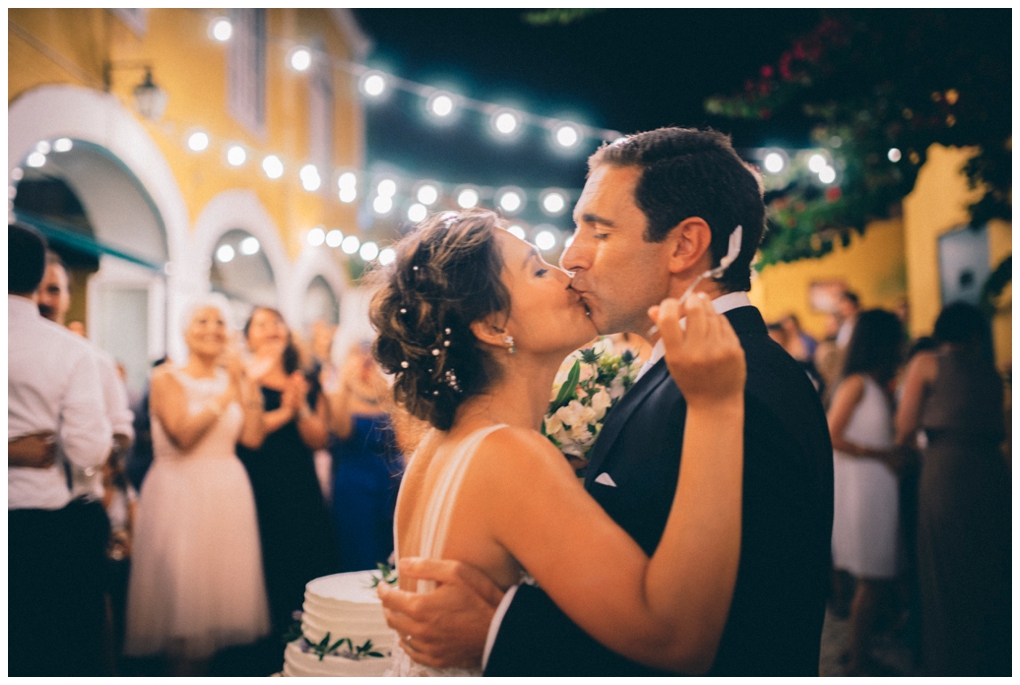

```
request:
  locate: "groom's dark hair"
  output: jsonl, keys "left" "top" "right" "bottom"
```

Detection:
{"left": 588, "top": 127, "right": 765, "bottom": 292}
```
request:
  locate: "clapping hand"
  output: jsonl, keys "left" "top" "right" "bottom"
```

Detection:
{"left": 650, "top": 293, "right": 746, "bottom": 407}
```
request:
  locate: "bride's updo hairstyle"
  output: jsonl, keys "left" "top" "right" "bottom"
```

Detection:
{"left": 370, "top": 209, "right": 511, "bottom": 431}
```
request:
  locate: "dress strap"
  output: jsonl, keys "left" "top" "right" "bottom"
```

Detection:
{"left": 414, "top": 423, "right": 508, "bottom": 593}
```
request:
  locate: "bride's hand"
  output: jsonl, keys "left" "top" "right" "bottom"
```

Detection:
{"left": 650, "top": 293, "right": 746, "bottom": 407}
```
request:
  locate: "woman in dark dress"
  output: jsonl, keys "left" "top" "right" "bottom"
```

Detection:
{"left": 237, "top": 307, "right": 340, "bottom": 639}
{"left": 328, "top": 341, "right": 404, "bottom": 572}
{"left": 895, "top": 303, "right": 1010, "bottom": 676}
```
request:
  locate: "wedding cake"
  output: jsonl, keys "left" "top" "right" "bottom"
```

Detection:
{"left": 282, "top": 570, "right": 395, "bottom": 677}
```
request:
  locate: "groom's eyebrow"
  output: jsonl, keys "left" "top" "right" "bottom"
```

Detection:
{"left": 579, "top": 212, "right": 615, "bottom": 227}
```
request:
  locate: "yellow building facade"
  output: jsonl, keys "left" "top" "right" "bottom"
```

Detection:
{"left": 9, "top": 9, "right": 371, "bottom": 391}
{"left": 750, "top": 144, "right": 1011, "bottom": 372}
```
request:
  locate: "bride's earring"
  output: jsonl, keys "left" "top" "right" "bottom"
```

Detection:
{"left": 504, "top": 335, "right": 515, "bottom": 355}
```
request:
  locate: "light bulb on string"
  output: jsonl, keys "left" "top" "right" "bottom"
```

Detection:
{"left": 492, "top": 109, "right": 521, "bottom": 137}
{"left": 209, "top": 17, "right": 232, "bottom": 42}
{"left": 378, "top": 248, "right": 396, "bottom": 266}
{"left": 540, "top": 189, "right": 568, "bottom": 216}
{"left": 339, "top": 187, "right": 357, "bottom": 203}
{"left": 808, "top": 154, "right": 828, "bottom": 173}
{"left": 407, "top": 203, "right": 427, "bottom": 223}
{"left": 497, "top": 187, "right": 525, "bottom": 214}
{"left": 506, "top": 224, "right": 527, "bottom": 240}
{"left": 416, "top": 183, "right": 439, "bottom": 205}
{"left": 216, "top": 244, "right": 235, "bottom": 263}
{"left": 300, "top": 164, "right": 321, "bottom": 192}
{"left": 53, "top": 138, "right": 73, "bottom": 153}
{"left": 360, "top": 241, "right": 380, "bottom": 261}
{"left": 326, "top": 229, "right": 343, "bottom": 248}
{"left": 818, "top": 167, "right": 837, "bottom": 184}
{"left": 240, "top": 236, "right": 260, "bottom": 255}
{"left": 27, "top": 152, "right": 46, "bottom": 168}
{"left": 341, "top": 235, "right": 360, "bottom": 255}
{"left": 373, "top": 195, "right": 393, "bottom": 215}
{"left": 360, "top": 71, "right": 388, "bottom": 98}
{"left": 307, "top": 227, "right": 325, "bottom": 247}
{"left": 187, "top": 131, "right": 209, "bottom": 152}
{"left": 262, "top": 155, "right": 283, "bottom": 179}
{"left": 376, "top": 178, "right": 397, "bottom": 198}
{"left": 289, "top": 46, "right": 312, "bottom": 72}
{"left": 226, "top": 145, "right": 246, "bottom": 166}
{"left": 553, "top": 122, "right": 581, "bottom": 148}
{"left": 427, "top": 91, "right": 456, "bottom": 118}
{"left": 888, "top": 148, "right": 902, "bottom": 163}
{"left": 534, "top": 228, "right": 558, "bottom": 252}
{"left": 456, "top": 187, "right": 480, "bottom": 209}
{"left": 763, "top": 151, "right": 785, "bottom": 174}
{"left": 36, "top": 141, "right": 51, "bottom": 155}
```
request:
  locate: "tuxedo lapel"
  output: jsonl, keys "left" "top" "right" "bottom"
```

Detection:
{"left": 584, "top": 359, "right": 671, "bottom": 486}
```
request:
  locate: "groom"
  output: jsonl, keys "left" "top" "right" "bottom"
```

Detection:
{"left": 379, "top": 127, "right": 834, "bottom": 675}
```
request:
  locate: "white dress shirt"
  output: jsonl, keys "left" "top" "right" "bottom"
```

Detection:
{"left": 68, "top": 345, "right": 135, "bottom": 501}
{"left": 8, "top": 295, "right": 112, "bottom": 510}
{"left": 482, "top": 290, "right": 753, "bottom": 669}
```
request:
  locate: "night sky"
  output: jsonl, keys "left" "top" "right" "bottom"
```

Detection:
{"left": 352, "top": 8, "right": 825, "bottom": 202}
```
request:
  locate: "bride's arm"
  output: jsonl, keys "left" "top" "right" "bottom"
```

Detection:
{"left": 467, "top": 295, "right": 744, "bottom": 673}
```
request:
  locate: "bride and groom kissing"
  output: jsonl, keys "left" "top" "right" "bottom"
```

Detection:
{"left": 371, "top": 127, "right": 834, "bottom": 676}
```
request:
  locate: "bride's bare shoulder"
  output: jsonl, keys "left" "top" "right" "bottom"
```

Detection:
{"left": 473, "top": 424, "right": 574, "bottom": 476}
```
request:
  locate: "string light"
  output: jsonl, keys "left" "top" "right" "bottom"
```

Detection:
{"left": 492, "top": 109, "right": 521, "bottom": 136}
{"left": 407, "top": 203, "right": 427, "bottom": 222}
{"left": 226, "top": 144, "right": 246, "bottom": 166}
{"left": 338, "top": 186, "right": 357, "bottom": 203}
{"left": 456, "top": 186, "right": 480, "bottom": 209}
{"left": 552, "top": 122, "right": 582, "bottom": 148}
{"left": 415, "top": 182, "right": 439, "bottom": 205}
{"left": 763, "top": 151, "right": 785, "bottom": 173}
{"left": 209, "top": 17, "right": 232, "bottom": 42}
{"left": 300, "top": 164, "right": 321, "bottom": 191}
{"left": 216, "top": 244, "right": 235, "bottom": 263}
{"left": 376, "top": 178, "right": 397, "bottom": 198}
{"left": 426, "top": 91, "right": 456, "bottom": 118}
{"left": 262, "top": 155, "right": 283, "bottom": 179}
{"left": 341, "top": 235, "right": 360, "bottom": 255}
{"left": 534, "top": 227, "right": 558, "bottom": 251}
{"left": 289, "top": 46, "right": 312, "bottom": 72}
{"left": 540, "top": 189, "right": 567, "bottom": 216}
{"left": 307, "top": 227, "right": 326, "bottom": 246}
{"left": 360, "top": 71, "right": 387, "bottom": 98}
{"left": 187, "top": 131, "right": 209, "bottom": 152}
{"left": 36, "top": 141, "right": 51, "bottom": 154}
{"left": 27, "top": 152, "right": 46, "bottom": 167}
{"left": 325, "top": 229, "right": 343, "bottom": 247}
{"left": 378, "top": 247, "right": 397, "bottom": 266}
{"left": 808, "top": 154, "right": 827, "bottom": 173}
{"left": 53, "top": 138, "right": 73, "bottom": 153}
{"left": 359, "top": 241, "right": 379, "bottom": 261}
{"left": 372, "top": 195, "right": 393, "bottom": 215}
{"left": 506, "top": 224, "right": 527, "bottom": 240}
{"left": 240, "top": 236, "right": 260, "bottom": 255}
{"left": 818, "top": 167, "right": 836, "bottom": 184}
{"left": 497, "top": 187, "right": 524, "bottom": 214}
{"left": 888, "top": 147, "right": 902, "bottom": 162}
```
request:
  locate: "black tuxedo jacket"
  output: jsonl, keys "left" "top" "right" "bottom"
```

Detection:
{"left": 484, "top": 305, "right": 834, "bottom": 676}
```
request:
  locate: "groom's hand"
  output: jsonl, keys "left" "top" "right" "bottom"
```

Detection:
{"left": 377, "top": 557, "right": 504, "bottom": 670}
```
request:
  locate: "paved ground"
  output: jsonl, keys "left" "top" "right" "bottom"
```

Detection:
{"left": 818, "top": 608, "right": 920, "bottom": 677}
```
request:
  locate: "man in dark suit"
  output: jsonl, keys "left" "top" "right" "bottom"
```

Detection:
{"left": 378, "top": 128, "right": 834, "bottom": 676}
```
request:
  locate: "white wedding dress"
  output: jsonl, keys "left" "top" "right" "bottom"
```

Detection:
{"left": 386, "top": 424, "right": 519, "bottom": 677}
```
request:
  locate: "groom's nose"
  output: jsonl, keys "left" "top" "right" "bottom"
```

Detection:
{"left": 559, "top": 231, "right": 587, "bottom": 273}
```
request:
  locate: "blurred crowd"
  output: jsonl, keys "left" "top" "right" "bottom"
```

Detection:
{"left": 9, "top": 218, "right": 1010, "bottom": 677}
{"left": 8, "top": 223, "right": 409, "bottom": 677}
{"left": 768, "top": 290, "right": 1010, "bottom": 676}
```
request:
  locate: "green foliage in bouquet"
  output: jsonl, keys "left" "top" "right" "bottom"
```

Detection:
{"left": 369, "top": 562, "right": 399, "bottom": 588}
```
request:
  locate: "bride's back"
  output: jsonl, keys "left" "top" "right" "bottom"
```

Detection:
{"left": 394, "top": 422, "right": 526, "bottom": 595}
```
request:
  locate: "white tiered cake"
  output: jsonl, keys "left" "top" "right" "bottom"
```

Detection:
{"left": 283, "top": 570, "right": 395, "bottom": 677}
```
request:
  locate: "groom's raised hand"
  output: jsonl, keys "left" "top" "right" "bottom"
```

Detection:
{"left": 377, "top": 557, "right": 505, "bottom": 669}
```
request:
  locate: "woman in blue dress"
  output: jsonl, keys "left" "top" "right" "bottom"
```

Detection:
{"left": 328, "top": 342, "right": 405, "bottom": 571}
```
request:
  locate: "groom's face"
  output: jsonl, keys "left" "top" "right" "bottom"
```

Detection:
{"left": 561, "top": 164, "right": 673, "bottom": 336}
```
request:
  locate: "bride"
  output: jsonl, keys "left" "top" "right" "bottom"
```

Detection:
{"left": 370, "top": 209, "right": 745, "bottom": 675}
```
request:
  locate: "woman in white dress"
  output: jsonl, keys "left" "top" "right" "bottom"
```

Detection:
{"left": 369, "top": 210, "right": 746, "bottom": 675}
{"left": 124, "top": 295, "right": 270, "bottom": 675}
{"left": 827, "top": 309, "right": 904, "bottom": 675}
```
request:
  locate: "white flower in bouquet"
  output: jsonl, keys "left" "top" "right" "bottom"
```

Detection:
{"left": 542, "top": 338, "right": 643, "bottom": 467}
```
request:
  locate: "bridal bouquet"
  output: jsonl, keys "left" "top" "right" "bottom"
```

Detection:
{"left": 542, "top": 338, "right": 643, "bottom": 461}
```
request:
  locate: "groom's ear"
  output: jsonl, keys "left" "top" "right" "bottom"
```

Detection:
{"left": 666, "top": 217, "right": 713, "bottom": 276}
{"left": 469, "top": 315, "right": 508, "bottom": 349}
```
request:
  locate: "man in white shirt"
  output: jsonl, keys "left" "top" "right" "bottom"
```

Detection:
{"left": 8, "top": 224, "right": 113, "bottom": 676}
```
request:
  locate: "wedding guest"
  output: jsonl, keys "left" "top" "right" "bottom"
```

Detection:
{"left": 781, "top": 313, "right": 817, "bottom": 360}
{"left": 236, "top": 307, "right": 340, "bottom": 645}
{"left": 329, "top": 340, "right": 404, "bottom": 572}
{"left": 835, "top": 290, "right": 861, "bottom": 349}
{"left": 768, "top": 321, "right": 823, "bottom": 392}
{"left": 36, "top": 252, "right": 136, "bottom": 662}
{"left": 827, "top": 309, "right": 904, "bottom": 675}
{"left": 125, "top": 357, "right": 168, "bottom": 491}
{"left": 124, "top": 295, "right": 269, "bottom": 676}
{"left": 894, "top": 303, "right": 1009, "bottom": 675}
{"left": 8, "top": 223, "right": 112, "bottom": 676}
